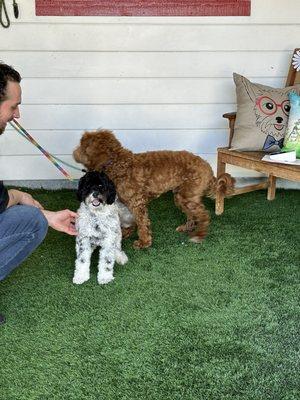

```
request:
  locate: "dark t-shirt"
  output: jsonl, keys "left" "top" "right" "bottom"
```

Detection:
{"left": 0, "top": 181, "right": 9, "bottom": 213}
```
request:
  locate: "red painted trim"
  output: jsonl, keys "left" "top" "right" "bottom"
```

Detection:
{"left": 35, "top": 1, "right": 251, "bottom": 17}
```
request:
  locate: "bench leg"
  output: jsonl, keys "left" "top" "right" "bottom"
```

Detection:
{"left": 215, "top": 156, "right": 226, "bottom": 215}
{"left": 267, "top": 174, "right": 276, "bottom": 200}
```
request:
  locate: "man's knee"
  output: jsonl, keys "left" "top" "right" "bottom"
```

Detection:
{"left": 28, "top": 206, "right": 48, "bottom": 242}
{"left": 17, "top": 205, "right": 48, "bottom": 242}
{"left": 0, "top": 205, "right": 48, "bottom": 240}
{"left": 0, "top": 206, "right": 48, "bottom": 281}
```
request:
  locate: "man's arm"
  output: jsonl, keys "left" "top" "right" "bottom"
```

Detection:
{"left": 0, "top": 182, "right": 77, "bottom": 236}
{"left": 0, "top": 182, "right": 43, "bottom": 212}
{"left": 42, "top": 209, "right": 77, "bottom": 236}
{"left": 7, "top": 189, "right": 43, "bottom": 209}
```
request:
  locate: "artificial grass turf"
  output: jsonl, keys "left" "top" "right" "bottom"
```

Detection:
{"left": 0, "top": 189, "right": 299, "bottom": 400}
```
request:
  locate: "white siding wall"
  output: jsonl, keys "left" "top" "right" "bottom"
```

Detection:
{"left": 1, "top": 0, "right": 300, "bottom": 180}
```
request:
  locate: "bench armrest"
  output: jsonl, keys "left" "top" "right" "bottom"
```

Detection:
{"left": 223, "top": 112, "right": 236, "bottom": 120}
{"left": 223, "top": 112, "right": 236, "bottom": 147}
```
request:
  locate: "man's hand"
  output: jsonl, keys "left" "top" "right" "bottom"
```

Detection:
{"left": 42, "top": 209, "right": 77, "bottom": 236}
{"left": 8, "top": 189, "right": 44, "bottom": 209}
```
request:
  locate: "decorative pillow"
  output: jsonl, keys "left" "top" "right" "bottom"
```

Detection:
{"left": 230, "top": 73, "right": 299, "bottom": 152}
{"left": 282, "top": 92, "right": 300, "bottom": 158}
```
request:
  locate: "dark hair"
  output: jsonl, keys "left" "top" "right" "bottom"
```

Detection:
{"left": 77, "top": 171, "right": 116, "bottom": 205}
{"left": 0, "top": 62, "right": 21, "bottom": 103}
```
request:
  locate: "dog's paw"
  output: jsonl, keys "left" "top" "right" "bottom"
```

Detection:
{"left": 189, "top": 230, "right": 207, "bottom": 243}
{"left": 97, "top": 274, "right": 115, "bottom": 285}
{"left": 116, "top": 251, "right": 128, "bottom": 265}
{"left": 133, "top": 239, "right": 152, "bottom": 249}
{"left": 73, "top": 272, "right": 90, "bottom": 285}
{"left": 176, "top": 221, "right": 196, "bottom": 233}
{"left": 176, "top": 224, "right": 187, "bottom": 232}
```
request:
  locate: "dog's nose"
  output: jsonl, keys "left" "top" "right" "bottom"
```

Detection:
{"left": 276, "top": 116, "right": 283, "bottom": 123}
{"left": 92, "top": 191, "right": 100, "bottom": 198}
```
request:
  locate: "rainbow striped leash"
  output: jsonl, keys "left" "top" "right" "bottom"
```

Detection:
{"left": 9, "top": 119, "right": 83, "bottom": 181}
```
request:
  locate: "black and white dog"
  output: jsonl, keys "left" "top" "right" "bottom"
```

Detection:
{"left": 73, "top": 171, "right": 130, "bottom": 285}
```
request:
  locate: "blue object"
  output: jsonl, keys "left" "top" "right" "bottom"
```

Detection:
{"left": 0, "top": 205, "right": 48, "bottom": 281}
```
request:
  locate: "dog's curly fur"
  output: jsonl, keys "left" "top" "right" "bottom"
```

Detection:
{"left": 73, "top": 130, "right": 235, "bottom": 249}
{"left": 74, "top": 171, "right": 128, "bottom": 285}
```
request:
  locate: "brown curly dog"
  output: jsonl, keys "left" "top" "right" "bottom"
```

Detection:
{"left": 73, "top": 129, "right": 235, "bottom": 249}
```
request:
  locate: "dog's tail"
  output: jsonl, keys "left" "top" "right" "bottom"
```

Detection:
{"left": 206, "top": 173, "right": 235, "bottom": 199}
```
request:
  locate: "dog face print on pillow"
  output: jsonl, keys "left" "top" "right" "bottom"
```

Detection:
{"left": 231, "top": 73, "right": 299, "bottom": 152}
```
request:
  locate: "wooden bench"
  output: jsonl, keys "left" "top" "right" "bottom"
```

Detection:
{"left": 215, "top": 48, "right": 300, "bottom": 215}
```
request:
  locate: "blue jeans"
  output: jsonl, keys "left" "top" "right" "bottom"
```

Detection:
{"left": 0, "top": 205, "right": 48, "bottom": 281}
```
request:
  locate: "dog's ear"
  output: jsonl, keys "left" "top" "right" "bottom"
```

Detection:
{"left": 106, "top": 181, "right": 116, "bottom": 205}
{"left": 76, "top": 174, "right": 87, "bottom": 201}
{"left": 98, "top": 171, "right": 116, "bottom": 204}
{"left": 104, "top": 174, "right": 117, "bottom": 205}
